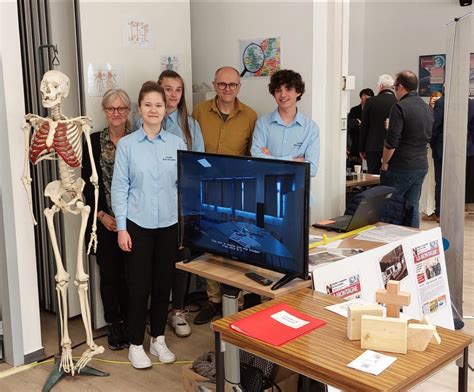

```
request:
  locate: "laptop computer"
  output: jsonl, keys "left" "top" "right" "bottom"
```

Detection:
{"left": 312, "top": 191, "right": 393, "bottom": 232}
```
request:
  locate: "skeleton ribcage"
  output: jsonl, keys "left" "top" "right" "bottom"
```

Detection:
{"left": 29, "top": 120, "right": 83, "bottom": 167}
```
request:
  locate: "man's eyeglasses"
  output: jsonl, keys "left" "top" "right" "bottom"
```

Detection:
{"left": 105, "top": 107, "right": 129, "bottom": 115}
{"left": 215, "top": 82, "right": 240, "bottom": 91}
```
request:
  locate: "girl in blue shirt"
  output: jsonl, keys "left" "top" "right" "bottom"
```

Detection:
{"left": 157, "top": 70, "right": 204, "bottom": 339}
{"left": 112, "top": 81, "right": 186, "bottom": 369}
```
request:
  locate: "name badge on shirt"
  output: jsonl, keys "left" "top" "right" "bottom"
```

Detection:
{"left": 163, "top": 156, "right": 176, "bottom": 161}
{"left": 293, "top": 142, "right": 303, "bottom": 147}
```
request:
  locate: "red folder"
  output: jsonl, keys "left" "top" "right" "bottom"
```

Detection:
{"left": 230, "top": 302, "right": 326, "bottom": 346}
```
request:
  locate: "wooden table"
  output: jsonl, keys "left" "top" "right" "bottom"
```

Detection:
{"left": 212, "top": 289, "right": 472, "bottom": 392}
{"left": 176, "top": 254, "right": 311, "bottom": 298}
{"left": 347, "top": 173, "right": 380, "bottom": 188}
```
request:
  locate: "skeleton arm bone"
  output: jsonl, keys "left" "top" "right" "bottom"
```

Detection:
{"left": 82, "top": 124, "right": 99, "bottom": 254}
{"left": 21, "top": 119, "right": 38, "bottom": 225}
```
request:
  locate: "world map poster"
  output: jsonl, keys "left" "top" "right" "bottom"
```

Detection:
{"left": 239, "top": 37, "right": 281, "bottom": 78}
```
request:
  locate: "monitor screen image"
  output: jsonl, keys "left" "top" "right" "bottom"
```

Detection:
{"left": 178, "top": 151, "right": 310, "bottom": 285}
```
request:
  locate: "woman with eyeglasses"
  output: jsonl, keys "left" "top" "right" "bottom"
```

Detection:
{"left": 82, "top": 88, "right": 132, "bottom": 351}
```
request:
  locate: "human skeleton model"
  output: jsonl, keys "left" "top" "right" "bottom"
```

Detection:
{"left": 21, "top": 70, "right": 104, "bottom": 374}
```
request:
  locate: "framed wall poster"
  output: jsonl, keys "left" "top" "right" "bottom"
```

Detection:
{"left": 419, "top": 54, "right": 445, "bottom": 97}
{"left": 470, "top": 53, "right": 474, "bottom": 97}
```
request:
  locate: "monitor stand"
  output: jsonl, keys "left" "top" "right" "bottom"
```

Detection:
{"left": 271, "top": 273, "right": 297, "bottom": 291}
{"left": 181, "top": 250, "right": 204, "bottom": 263}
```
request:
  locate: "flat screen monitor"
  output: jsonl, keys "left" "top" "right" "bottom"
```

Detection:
{"left": 178, "top": 151, "right": 310, "bottom": 289}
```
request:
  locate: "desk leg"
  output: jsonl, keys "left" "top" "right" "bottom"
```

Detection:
{"left": 458, "top": 346, "right": 468, "bottom": 392}
{"left": 222, "top": 289, "right": 241, "bottom": 387}
{"left": 215, "top": 331, "right": 225, "bottom": 392}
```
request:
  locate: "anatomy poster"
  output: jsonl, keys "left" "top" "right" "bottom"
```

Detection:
{"left": 161, "top": 56, "right": 179, "bottom": 72}
{"left": 123, "top": 19, "right": 154, "bottom": 49}
{"left": 87, "top": 63, "right": 124, "bottom": 97}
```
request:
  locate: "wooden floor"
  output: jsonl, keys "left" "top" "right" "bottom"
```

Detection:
{"left": 0, "top": 214, "right": 473, "bottom": 391}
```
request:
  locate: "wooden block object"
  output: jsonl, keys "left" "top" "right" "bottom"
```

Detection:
{"left": 376, "top": 280, "right": 411, "bottom": 318}
{"left": 408, "top": 324, "right": 436, "bottom": 351}
{"left": 361, "top": 315, "right": 408, "bottom": 354}
{"left": 421, "top": 315, "right": 441, "bottom": 344}
{"left": 347, "top": 305, "right": 384, "bottom": 340}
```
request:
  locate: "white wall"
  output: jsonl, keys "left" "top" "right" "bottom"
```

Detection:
{"left": 191, "top": 1, "right": 314, "bottom": 117}
{"left": 349, "top": 1, "right": 474, "bottom": 107}
{"left": 79, "top": 0, "right": 193, "bottom": 131}
{"left": 0, "top": 0, "right": 42, "bottom": 365}
{"left": 191, "top": 1, "right": 349, "bottom": 221}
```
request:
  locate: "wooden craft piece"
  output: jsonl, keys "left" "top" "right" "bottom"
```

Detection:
{"left": 347, "top": 305, "right": 383, "bottom": 340}
{"left": 421, "top": 315, "right": 441, "bottom": 344}
{"left": 407, "top": 324, "right": 436, "bottom": 351}
{"left": 375, "top": 280, "right": 411, "bottom": 318}
{"left": 361, "top": 315, "right": 408, "bottom": 354}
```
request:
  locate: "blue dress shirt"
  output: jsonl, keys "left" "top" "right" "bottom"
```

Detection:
{"left": 250, "top": 109, "right": 320, "bottom": 176}
{"left": 135, "top": 111, "right": 205, "bottom": 152}
{"left": 111, "top": 127, "right": 187, "bottom": 231}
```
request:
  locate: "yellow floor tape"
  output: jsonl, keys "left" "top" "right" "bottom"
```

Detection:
{"left": 309, "top": 224, "right": 375, "bottom": 249}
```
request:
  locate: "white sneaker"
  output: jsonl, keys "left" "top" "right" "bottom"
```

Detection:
{"left": 168, "top": 310, "right": 192, "bottom": 337}
{"left": 149, "top": 336, "right": 176, "bottom": 363}
{"left": 128, "top": 344, "right": 152, "bottom": 369}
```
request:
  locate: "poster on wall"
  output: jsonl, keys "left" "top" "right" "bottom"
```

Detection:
{"left": 470, "top": 53, "right": 474, "bottom": 97}
{"left": 87, "top": 63, "right": 124, "bottom": 97}
{"left": 238, "top": 37, "right": 281, "bottom": 78}
{"left": 123, "top": 19, "right": 154, "bottom": 49}
{"left": 161, "top": 56, "right": 179, "bottom": 72}
{"left": 418, "top": 54, "right": 445, "bottom": 96}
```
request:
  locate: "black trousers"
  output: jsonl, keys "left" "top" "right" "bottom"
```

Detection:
{"left": 96, "top": 223, "right": 127, "bottom": 324}
{"left": 366, "top": 151, "right": 383, "bottom": 174}
{"left": 126, "top": 220, "right": 178, "bottom": 345}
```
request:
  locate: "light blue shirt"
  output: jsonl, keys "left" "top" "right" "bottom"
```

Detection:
{"left": 250, "top": 109, "right": 320, "bottom": 176}
{"left": 135, "top": 111, "right": 205, "bottom": 152}
{"left": 111, "top": 127, "right": 187, "bottom": 231}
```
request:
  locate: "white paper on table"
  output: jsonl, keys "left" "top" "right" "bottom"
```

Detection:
{"left": 324, "top": 239, "right": 344, "bottom": 249}
{"left": 354, "top": 225, "right": 417, "bottom": 243}
{"left": 347, "top": 350, "right": 397, "bottom": 375}
{"left": 270, "top": 310, "right": 309, "bottom": 329}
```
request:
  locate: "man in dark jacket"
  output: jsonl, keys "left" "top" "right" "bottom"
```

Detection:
{"left": 381, "top": 71, "right": 434, "bottom": 228}
{"left": 347, "top": 88, "right": 374, "bottom": 168}
{"left": 426, "top": 96, "right": 474, "bottom": 221}
{"left": 359, "top": 75, "right": 397, "bottom": 174}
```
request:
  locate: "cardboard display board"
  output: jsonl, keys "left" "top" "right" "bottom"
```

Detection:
{"left": 312, "top": 228, "right": 454, "bottom": 329}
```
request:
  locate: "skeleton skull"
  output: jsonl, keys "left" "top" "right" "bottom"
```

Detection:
{"left": 40, "top": 70, "right": 70, "bottom": 108}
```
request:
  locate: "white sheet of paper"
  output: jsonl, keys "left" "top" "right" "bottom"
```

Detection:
{"left": 354, "top": 225, "right": 417, "bottom": 243}
{"left": 347, "top": 350, "right": 397, "bottom": 375}
{"left": 270, "top": 310, "right": 309, "bottom": 329}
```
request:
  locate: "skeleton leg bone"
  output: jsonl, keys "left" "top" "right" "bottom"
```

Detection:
{"left": 74, "top": 202, "right": 104, "bottom": 372}
{"left": 44, "top": 206, "right": 74, "bottom": 375}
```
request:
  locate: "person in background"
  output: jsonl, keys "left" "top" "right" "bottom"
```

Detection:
{"left": 347, "top": 88, "right": 374, "bottom": 168}
{"left": 82, "top": 89, "right": 131, "bottom": 351}
{"left": 250, "top": 69, "right": 320, "bottom": 177}
{"left": 359, "top": 74, "right": 397, "bottom": 174}
{"left": 157, "top": 70, "right": 204, "bottom": 338}
{"left": 420, "top": 91, "right": 442, "bottom": 221}
{"left": 192, "top": 66, "right": 257, "bottom": 325}
{"left": 112, "top": 81, "right": 186, "bottom": 369}
{"left": 425, "top": 95, "right": 474, "bottom": 222}
{"left": 380, "top": 71, "right": 433, "bottom": 228}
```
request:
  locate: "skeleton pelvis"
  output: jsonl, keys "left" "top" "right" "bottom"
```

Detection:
{"left": 45, "top": 178, "right": 85, "bottom": 212}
